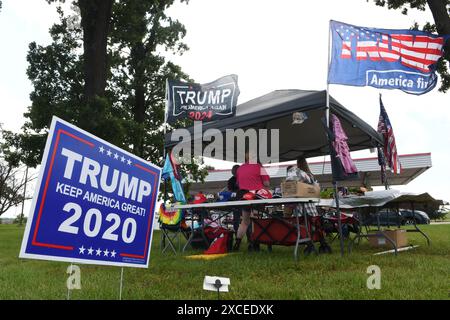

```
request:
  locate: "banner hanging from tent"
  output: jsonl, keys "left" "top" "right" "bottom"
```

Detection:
{"left": 166, "top": 74, "right": 240, "bottom": 123}
{"left": 327, "top": 20, "right": 450, "bottom": 95}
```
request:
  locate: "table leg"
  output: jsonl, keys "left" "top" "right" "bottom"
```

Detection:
{"left": 294, "top": 205, "right": 300, "bottom": 262}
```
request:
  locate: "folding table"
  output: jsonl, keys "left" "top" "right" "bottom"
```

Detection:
{"left": 320, "top": 190, "right": 434, "bottom": 255}
{"left": 167, "top": 197, "right": 320, "bottom": 261}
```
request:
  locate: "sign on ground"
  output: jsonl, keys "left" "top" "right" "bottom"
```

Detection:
{"left": 20, "top": 117, "right": 161, "bottom": 268}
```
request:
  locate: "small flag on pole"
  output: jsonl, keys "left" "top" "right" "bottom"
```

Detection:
{"left": 377, "top": 96, "right": 401, "bottom": 175}
{"left": 162, "top": 154, "right": 186, "bottom": 203}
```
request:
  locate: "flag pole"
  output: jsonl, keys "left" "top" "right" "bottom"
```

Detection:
{"left": 326, "top": 22, "right": 331, "bottom": 127}
{"left": 379, "top": 93, "right": 390, "bottom": 190}
{"left": 164, "top": 79, "right": 169, "bottom": 157}
{"left": 163, "top": 79, "right": 169, "bottom": 204}
{"left": 326, "top": 20, "right": 345, "bottom": 257}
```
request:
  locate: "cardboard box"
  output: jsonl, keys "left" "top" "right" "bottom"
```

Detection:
{"left": 368, "top": 229, "right": 408, "bottom": 248}
{"left": 283, "top": 205, "right": 294, "bottom": 216}
{"left": 281, "top": 180, "right": 321, "bottom": 198}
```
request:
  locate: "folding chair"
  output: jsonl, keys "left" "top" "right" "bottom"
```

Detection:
{"left": 159, "top": 204, "right": 188, "bottom": 254}
{"left": 160, "top": 223, "right": 183, "bottom": 254}
{"left": 182, "top": 208, "right": 210, "bottom": 252}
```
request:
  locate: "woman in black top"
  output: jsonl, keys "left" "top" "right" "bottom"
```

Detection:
{"left": 227, "top": 165, "right": 241, "bottom": 236}
{"left": 227, "top": 164, "right": 240, "bottom": 192}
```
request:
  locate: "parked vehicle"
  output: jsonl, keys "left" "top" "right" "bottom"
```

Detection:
{"left": 363, "top": 209, "right": 430, "bottom": 226}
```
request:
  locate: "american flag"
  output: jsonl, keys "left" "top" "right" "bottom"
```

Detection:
{"left": 334, "top": 22, "right": 445, "bottom": 73}
{"left": 377, "top": 146, "right": 387, "bottom": 185}
{"left": 377, "top": 96, "right": 401, "bottom": 175}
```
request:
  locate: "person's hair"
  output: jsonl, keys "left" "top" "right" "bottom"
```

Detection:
{"left": 297, "top": 157, "right": 312, "bottom": 174}
{"left": 245, "top": 149, "right": 258, "bottom": 163}
{"left": 286, "top": 165, "right": 293, "bottom": 172}
{"left": 231, "top": 164, "right": 240, "bottom": 176}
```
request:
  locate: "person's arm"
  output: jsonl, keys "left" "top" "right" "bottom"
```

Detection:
{"left": 227, "top": 177, "right": 234, "bottom": 191}
{"left": 298, "top": 170, "right": 316, "bottom": 185}
{"left": 235, "top": 168, "right": 241, "bottom": 189}
{"left": 229, "top": 176, "right": 239, "bottom": 191}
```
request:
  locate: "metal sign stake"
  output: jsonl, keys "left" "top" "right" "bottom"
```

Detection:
{"left": 67, "top": 263, "right": 73, "bottom": 300}
{"left": 119, "top": 267, "right": 124, "bottom": 300}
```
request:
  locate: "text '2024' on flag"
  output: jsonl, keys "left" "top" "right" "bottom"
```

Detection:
{"left": 327, "top": 20, "right": 450, "bottom": 95}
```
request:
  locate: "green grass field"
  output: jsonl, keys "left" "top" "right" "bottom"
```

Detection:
{"left": 0, "top": 224, "right": 449, "bottom": 300}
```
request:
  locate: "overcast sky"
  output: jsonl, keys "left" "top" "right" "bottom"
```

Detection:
{"left": 1, "top": 0, "right": 449, "bottom": 218}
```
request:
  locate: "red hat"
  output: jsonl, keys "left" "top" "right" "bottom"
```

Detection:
{"left": 242, "top": 192, "right": 256, "bottom": 200}
{"left": 193, "top": 192, "right": 207, "bottom": 204}
{"left": 256, "top": 188, "right": 273, "bottom": 199}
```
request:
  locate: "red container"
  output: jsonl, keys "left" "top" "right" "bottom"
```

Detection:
{"left": 250, "top": 216, "right": 323, "bottom": 245}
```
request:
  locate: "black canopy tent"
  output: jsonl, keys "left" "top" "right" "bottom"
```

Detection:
{"left": 164, "top": 89, "right": 383, "bottom": 161}
{"left": 164, "top": 89, "right": 384, "bottom": 256}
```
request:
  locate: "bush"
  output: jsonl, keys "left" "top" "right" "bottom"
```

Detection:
{"left": 428, "top": 210, "right": 449, "bottom": 221}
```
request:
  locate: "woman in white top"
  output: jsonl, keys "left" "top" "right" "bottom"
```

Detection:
{"left": 286, "top": 157, "right": 332, "bottom": 255}
{"left": 286, "top": 157, "right": 319, "bottom": 216}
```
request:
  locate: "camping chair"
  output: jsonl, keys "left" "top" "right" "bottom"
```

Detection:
{"left": 322, "top": 212, "right": 360, "bottom": 244}
{"left": 161, "top": 223, "right": 184, "bottom": 254}
{"left": 159, "top": 204, "right": 189, "bottom": 254}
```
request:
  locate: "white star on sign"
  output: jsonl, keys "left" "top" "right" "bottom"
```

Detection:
{"left": 106, "top": 149, "right": 112, "bottom": 157}
{"left": 96, "top": 248, "right": 102, "bottom": 256}
{"left": 111, "top": 250, "right": 116, "bottom": 258}
{"left": 88, "top": 247, "right": 94, "bottom": 255}
{"left": 103, "top": 249, "right": 110, "bottom": 257}
{"left": 79, "top": 246, "right": 86, "bottom": 254}
{"left": 127, "top": 159, "right": 132, "bottom": 165}
{"left": 121, "top": 156, "right": 126, "bottom": 162}
{"left": 114, "top": 153, "right": 119, "bottom": 160}
{"left": 99, "top": 146, "right": 105, "bottom": 153}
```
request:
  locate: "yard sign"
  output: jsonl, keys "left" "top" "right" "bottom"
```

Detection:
{"left": 19, "top": 117, "right": 161, "bottom": 268}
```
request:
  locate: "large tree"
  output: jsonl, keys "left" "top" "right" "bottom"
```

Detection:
{"left": 77, "top": 0, "right": 113, "bottom": 102}
{"left": 370, "top": 0, "right": 450, "bottom": 91}
{"left": 109, "top": 0, "right": 208, "bottom": 193}
{"left": 47, "top": 0, "right": 113, "bottom": 103}
{"left": 110, "top": 0, "right": 190, "bottom": 161}
{"left": 6, "top": 1, "right": 207, "bottom": 193}
{"left": 17, "top": 6, "right": 125, "bottom": 167}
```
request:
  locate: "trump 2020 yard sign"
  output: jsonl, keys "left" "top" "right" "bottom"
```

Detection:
{"left": 20, "top": 117, "right": 161, "bottom": 268}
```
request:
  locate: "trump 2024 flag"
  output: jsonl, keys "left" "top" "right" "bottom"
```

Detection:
{"left": 327, "top": 20, "right": 450, "bottom": 95}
